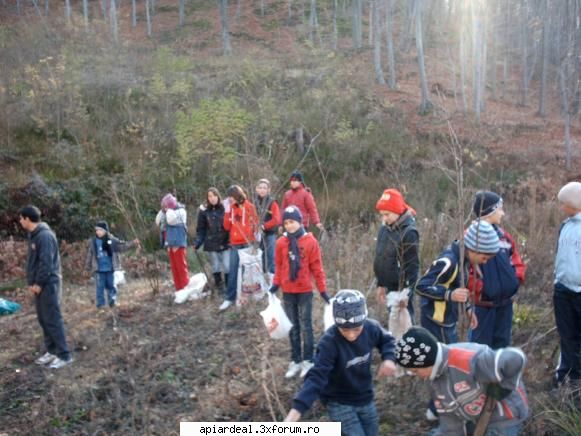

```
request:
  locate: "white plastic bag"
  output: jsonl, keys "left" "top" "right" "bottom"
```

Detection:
{"left": 323, "top": 298, "right": 335, "bottom": 330}
{"left": 114, "top": 270, "right": 126, "bottom": 287}
{"left": 174, "top": 273, "right": 208, "bottom": 304}
{"left": 260, "top": 293, "right": 293, "bottom": 340}
{"left": 387, "top": 288, "right": 412, "bottom": 339}
{"left": 236, "top": 247, "right": 268, "bottom": 306}
{"left": 387, "top": 288, "right": 413, "bottom": 377}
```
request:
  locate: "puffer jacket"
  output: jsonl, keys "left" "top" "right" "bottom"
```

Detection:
{"left": 373, "top": 210, "right": 420, "bottom": 291}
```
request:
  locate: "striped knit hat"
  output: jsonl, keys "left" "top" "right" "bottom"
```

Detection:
{"left": 464, "top": 220, "right": 500, "bottom": 254}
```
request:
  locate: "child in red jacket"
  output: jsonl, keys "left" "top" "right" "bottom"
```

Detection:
{"left": 270, "top": 205, "right": 330, "bottom": 378}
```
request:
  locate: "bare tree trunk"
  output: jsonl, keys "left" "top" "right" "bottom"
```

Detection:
{"left": 384, "top": 0, "right": 396, "bottom": 89}
{"left": 459, "top": 1, "right": 468, "bottom": 112}
{"left": 146, "top": 0, "right": 152, "bottom": 36}
{"left": 372, "top": 0, "right": 385, "bottom": 85}
{"left": 520, "top": 0, "right": 529, "bottom": 106}
{"left": 352, "top": 0, "right": 363, "bottom": 49}
{"left": 131, "top": 0, "right": 137, "bottom": 27}
{"left": 45, "top": 0, "right": 49, "bottom": 16}
{"left": 559, "top": 64, "right": 572, "bottom": 170}
{"left": 538, "top": 0, "right": 550, "bottom": 117}
{"left": 110, "top": 0, "right": 119, "bottom": 43}
{"left": 309, "top": 0, "right": 319, "bottom": 44}
{"left": 219, "top": 0, "right": 232, "bottom": 55}
{"left": 65, "top": 0, "right": 71, "bottom": 22}
{"left": 368, "top": 1, "right": 373, "bottom": 46}
{"left": 296, "top": 127, "right": 305, "bottom": 155}
{"left": 83, "top": 0, "right": 89, "bottom": 29}
{"left": 332, "top": 0, "right": 338, "bottom": 50}
{"left": 490, "top": 0, "right": 499, "bottom": 100}
{"left": 415, "top": 0, "right": 432, "bottom": 114}
{"left": 288, "top": 0, "right": 293, "bottom": 20}
{"left": 101, "top": 0, "right": 107, "bottom": 20}
{"left": 261, "top": 0, "right": 265, "bottom": 16}
{"left": 179, "top": 0, "right": 185, "bottom": 26}
{"left": 502, "top": 0, "right": 510, "bottom": 99}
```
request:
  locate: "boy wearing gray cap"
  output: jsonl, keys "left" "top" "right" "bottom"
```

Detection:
{"left": 284, "top": 290, "right": 397, "bottom": 436}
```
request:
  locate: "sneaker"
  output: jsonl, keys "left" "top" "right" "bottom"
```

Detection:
{"left": 219, "top": 300, "right": 233, "bottom": 311}
{"left": 35, "top": 352, "right": 56, "bottom": 365}
{"left": 48, "top": 357, "right": 73, "bottom": 369}
{"left": 285, "top": 361, "right": 302, "bottom": 378}
{"left": 300, "top": 361, "right": 314, "bottom": 378}
{"left": 425, "top": 408, "right": 438, "bottom": 422}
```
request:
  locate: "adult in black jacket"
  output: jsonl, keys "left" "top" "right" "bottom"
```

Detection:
{"left": 373, "top": 189, "right": 420, "bottom": 320}
{"left": 193, "top": 188, "right": 230, "bottom": 292}
{"left": 19, "top": 205, "right": 72, "bottom": 369}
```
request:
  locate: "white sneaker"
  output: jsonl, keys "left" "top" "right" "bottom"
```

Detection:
{"left": 300, "top": 361, "right": 314, "bottom": 378}
{"left": 219, "top": 300, "right": 233, "bottom": 311}
{"left": 35, "top": 352, "right": 56, "bottom": 365}
{"left": 285, "top": 361, "right": 302, "bottom": 378}
{"left": 425, "top": 408, "right": 438, "bottom": 422}
{"left": 48, "top": 357, "right": 73, "bottom": 369}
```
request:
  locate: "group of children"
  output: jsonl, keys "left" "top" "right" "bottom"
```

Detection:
{"left": 78, "top": 176, "right": 581, "bottom": 435}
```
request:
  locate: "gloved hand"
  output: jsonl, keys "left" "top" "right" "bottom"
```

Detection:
{"left": 269, "top": 285, "right": 279, "bottom": 294}
{"left": 486, "top": 384, "right": 512, "bottom": 401}
{"left": 320, "top": 292, "right": 331, "bottom": 304}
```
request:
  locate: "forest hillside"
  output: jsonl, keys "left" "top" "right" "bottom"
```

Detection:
{"left": 0, "top": 0, "right": 579, "bottom": 434}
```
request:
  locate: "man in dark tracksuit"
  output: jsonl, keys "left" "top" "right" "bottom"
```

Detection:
{"left": 19, "top": 205, "right": 72, "bottom": 369}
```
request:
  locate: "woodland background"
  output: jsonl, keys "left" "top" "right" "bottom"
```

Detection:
{"left": 0, "top": 0, "right": 580, "bottom": 434}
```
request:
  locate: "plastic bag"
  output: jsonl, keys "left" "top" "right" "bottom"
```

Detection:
{"left": 237, "top": 247, "right": 268, "bottom": 306}
{"left": 387, "top": 288, "right": 413, "bottom": 377}
{"left": 174, "top": 273, "right": 208, "bottom": 304}
{"left": 114, "top": 270, "right": 126, "bottom": 287}
{"left": 0, "top": 298, "right": 21, "bottom": 316}
{"left": 387, "top": 288, "right": 412, "bottom": 339}
{"left": 323, "top": 298, "right": 335, "bottom": 330}
{"left": 260, "top": 293, "right": 293, "bottom": 339}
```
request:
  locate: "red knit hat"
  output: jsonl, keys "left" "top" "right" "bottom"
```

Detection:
{"left": 375, "top": 189, "right": 416, "bottom": 215}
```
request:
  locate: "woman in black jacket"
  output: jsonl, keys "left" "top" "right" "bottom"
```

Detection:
{"left": 193, "top": 188, "right": 230, "bottom": 293}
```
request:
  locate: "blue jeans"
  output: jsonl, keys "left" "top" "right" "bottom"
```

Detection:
{"left": 327, "top": 401, "right": 378, "bottom": 436}
{"left": 226, "top": 245, "right": 246, "bottom": 302}
{"left": 554, "top": 284, "right": 581, "bottom": 383}
{"left": 262, "top": 232, "right": 276, "bottom": 274}
{"left": 283, "top": 292, "right": 314, "bottom": 363}
{"left": 209, "top": 249, "right": 230, "bottom": 274}
{"left": 35, "top": 280, "right": 70, "bottom": 360}
{"left": 96, "top": 271, "right": 117, "bottom": 308}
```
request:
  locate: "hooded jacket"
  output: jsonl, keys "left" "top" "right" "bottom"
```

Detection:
{"left": 223, "top": 201, "right": 258, "bottom": 246}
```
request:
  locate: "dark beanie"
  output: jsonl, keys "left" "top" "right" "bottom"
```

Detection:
{"left": 395, "top": 327, "right": 438, "bottom": 368}
{"left": 95, "top": 221, "right": 109, "bottom": 232}
{"left": 473, "top": 191, "right": 503, "bottom": 218}
{"left": 290, "top": 171, "right": 304, "bottom": 182}
{"left": 333, "top": 289, "right": 368, "bottom": 328}
{"left": 282, "top": 205, "right": 303, "bottom": 223}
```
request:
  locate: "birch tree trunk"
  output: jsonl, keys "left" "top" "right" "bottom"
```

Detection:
{"left": 352, "top": 0, "right": 362, "bottom": 49}
{"left": 83, "top": 0, "right": 89, "bottom": 29}
{"left": 559, "top": 64, "right": 572, "bottom": 170}
{"left": 459, "top": 1, "right": 468, "bottom": 113}
{"left": 65, "top": 0, "right": 71, "bottom": 22}
{"left": 372, "top": 0, "right": 385, "bottom": 85}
